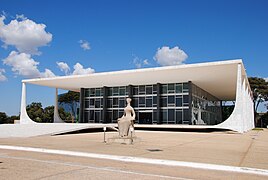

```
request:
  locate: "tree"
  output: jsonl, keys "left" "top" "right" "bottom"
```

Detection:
{"left": 248, "top": 77, "right": 268, "bottom": 126}
{"left": 0, "top": 112, "right": 9, "bottom": 124}
{"left": 248, "top": 77, "right": 268, "bottom": 111}
{"left": 26, "top": 102, "right": 73, "bottom": 123}
{"left": 26, "top": 102, "right": 44, "bottom": 122}
{"left": 58, "top": 91, "right": 80, "bottom": 123}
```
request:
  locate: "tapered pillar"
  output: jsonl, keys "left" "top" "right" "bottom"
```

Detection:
{"left": 54, "top": 88, "right": 65, "bottom": 123}
{"left": 19, "top": 82, "right": 36, "bottom": 124}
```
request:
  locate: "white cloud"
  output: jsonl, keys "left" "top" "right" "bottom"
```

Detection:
{"left": 72, "top": 63, "right": 95, "bottom": 75}
{"left": 143, "top": 59, "right": 149, "bottom": 65}
{"left": 41, "top": 69, "right": 56, "bottom": 78}
{"left": 0, "top": 68, "right": 7, "bottom": 81}
{"left": 15, "top": 14, "right": 27, "bottom": 21}
{"left": 0, "top": 15, "right": 52, "bottom": 55}
{"left": 264, "top": 77, "right": 268, "bottom": 82}
{"left": 3, "top": 51, "right": 55, "bottom": 78}
{"left": 154, "top": 46, "right": 188, "bottom": 66}
{"left": 56, "top": 61, "right": 70, "bottom": 75}
{"left": 132, "top": 55, "right": 149, "bottom": 68}
{"left": 79, "top": 40, "right": 90, "bottom": 50}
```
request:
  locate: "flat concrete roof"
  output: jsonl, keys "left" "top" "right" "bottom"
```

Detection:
{"left": 22, "top": 59, "right": 248, "bottom": 100}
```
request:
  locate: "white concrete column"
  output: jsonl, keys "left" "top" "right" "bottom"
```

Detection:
{"left": 19, "top": 82, "right": 36, "bottom": 124}
{"left": 53, "top": 88, "right": 65, "bottom": 123}
{"left": 216, "top": 63, "right": 255, "bottom": 133}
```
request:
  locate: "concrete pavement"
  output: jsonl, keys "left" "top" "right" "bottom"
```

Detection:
{"left": 0, "top": 129, "right": 268, "bottom": 179}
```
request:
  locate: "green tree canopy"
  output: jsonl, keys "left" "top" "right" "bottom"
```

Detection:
{"left": 248, "top": 77, "right": 268, "bottom": 112}
{"left": 26, "top": 102, "right": 72, "bottom": 123}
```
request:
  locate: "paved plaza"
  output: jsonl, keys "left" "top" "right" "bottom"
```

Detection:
{"left": 0, "top": 129, "right": 268, "bottom": 179}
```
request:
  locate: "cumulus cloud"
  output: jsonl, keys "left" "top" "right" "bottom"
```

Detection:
{"left": 79, "top": 40, "right": 90, "bottom": 50}
{"left": 0, "top": 15, "right": 52, "bottom": 55}
{"left": 264, "top": 77, "right": 268, "bottom": 82}
{"left": 154, "top": 46, "right": 188, "bottom": 66}
{"left": 56, "top": 61, "right": 70, "bottom": 75}
{"left": 72, "top": 63, "right": 95, "bottom": 75}
{"left": 132, "top": 55, "right": 149, "bottom": 68}
{"left": 0, "top": 68, "right": 7, "bottom": 81}
{"left": 3, "top": 51, "right": 55, "bottom": 78}
{"left": 41, "top": 69, "right": 56, "bottom": 78}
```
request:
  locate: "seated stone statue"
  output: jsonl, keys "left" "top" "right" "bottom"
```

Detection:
{"left": 117, "top": 98, "right": 136, "bottom": 137}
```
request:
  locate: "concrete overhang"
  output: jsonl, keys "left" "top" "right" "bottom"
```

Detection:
{"left": 22, "top": 59, "right": 248, "bottom": 100}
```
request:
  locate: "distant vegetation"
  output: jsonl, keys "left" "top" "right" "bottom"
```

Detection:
{"left": 0, "top": 112, "right": 19, "bottom": 124}
{"left": 248, "top": 77, "right": 268, "bottom": 127}
{"left": 26, "top": 102, "right": 72, "bottom": 123}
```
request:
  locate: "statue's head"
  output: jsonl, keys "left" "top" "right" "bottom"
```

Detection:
{"left": 126, "top": 98, "right": 132, "bottom": 104}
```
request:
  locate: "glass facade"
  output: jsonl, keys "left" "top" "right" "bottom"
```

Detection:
{"left": 80, "top": 82, "right": 222, "bottom": 125}
{"left": 191, "top": 83, "right": 222, "bottom": 125}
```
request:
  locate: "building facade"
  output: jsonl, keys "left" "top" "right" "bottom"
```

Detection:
{"left": 19, "top": 59, "right": 255, "bottom": 133}
{"left": 79, "top": 82, "right": 222, "bottom": 125}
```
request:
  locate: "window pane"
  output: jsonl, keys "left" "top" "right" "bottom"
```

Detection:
{"left": 89, "top": 89, "right": 95, "bottom": 97}
{"left": 119, "top": 88, "right": 125, "bottom": 95}
{"left": 146, "top": 86, "right": 152, "bottom": 94}
{"left": 183, "top": 95, "right": 189, "bottom": 105}
{"left": 108, "top": 88, "right": 112, "bottom": 96}
{"left": 85, "top": 90, "right": 89, "bottom": 97}
{"left": 176, "top": 84, "right": 182, "bottom": 93}
{"left": 161, "top": 85, "right": 167, "bottom": 94}
{"left": 96, "top": 89, "right": 101, "bottom": 96}
{"left": 139, "top": 85, "right": 145, "bottom": 94}
{"left": 168, "top": 84, "right": 175, "bottom": 93}
{"left": 161, "top": 110, "right": 167, "bottom": 123}
{"left": 133, "top": 87, "right": 138, "bottom": 95}
{"left": 168, "top": 96, "right": 175, "bottom": 104}
{"left": 113, "top": 87, "right": 119, "bottom": 95}
{"left": 95, "top": 100, "right": 100, "bottom": 108}
{"left": 89, "top": 110, "right": 94, "bottom": 120}
{"left": 183, "top": 83, "right": 189, "bottom": 92}
{"left": 133, "top": 98, "right": 138, "bottom": 107}
{"left": 176, "top": 97, "right": 182, "bottom": 107}
{"left": 113, "top": 110, "right": 118, "bottom": 120}
{"left": 176, "top": 111, "right": 182, "bottom": 124}
{"left": 119, "top": 99, "right": 125, "bottom": 108}
{"left": 153, "top": 85, "right": 157, "bottom": 92}
{"left": 168, "top": 109, "right": 175, "bottom": 123}
{"left": 139, "top": 97, "right": 145, "bottom": 105}
{"left": 153, "top": 96, "right": 157, "bottom": 105}
{"left": 85, "top": 100, "right": 89, "bottom": 108}
{"left": 146, "top": 98, "right": 152, "bottom": 107}
{"left": 90, "top": 99, "right": 94, "bottom": 106}
{"left": 183, "top": 109, "right": 189, "bottom": 122}
{"left": 113, "top": 98, "right": 118, "bottom": 106}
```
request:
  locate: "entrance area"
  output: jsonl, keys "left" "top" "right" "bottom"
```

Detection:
{"left": 139, "top": 112, "right": 152, "bottom": 124}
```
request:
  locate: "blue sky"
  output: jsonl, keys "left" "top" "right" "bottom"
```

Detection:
{"left": 0, "top": 0, "right": 267, "bottom": 115}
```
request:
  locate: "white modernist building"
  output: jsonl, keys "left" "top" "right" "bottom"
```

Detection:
{"left": 19, "top": 59, "right": 255, "bottom": 133}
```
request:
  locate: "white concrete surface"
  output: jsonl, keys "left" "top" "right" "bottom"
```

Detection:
{"left": 1, "top": 145, "right": 268, "bottom": 177}
{"left": 0, "top": 123, "right": 116, "bottom": 138}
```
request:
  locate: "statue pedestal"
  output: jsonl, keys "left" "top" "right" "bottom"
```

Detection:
{"left": 108, "top": 136, "right": 140, "bottom": 145}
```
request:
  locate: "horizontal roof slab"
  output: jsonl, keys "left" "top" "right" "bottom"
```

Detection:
{"left": 23, "top": 59, "right": 247, "bottom": 100}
